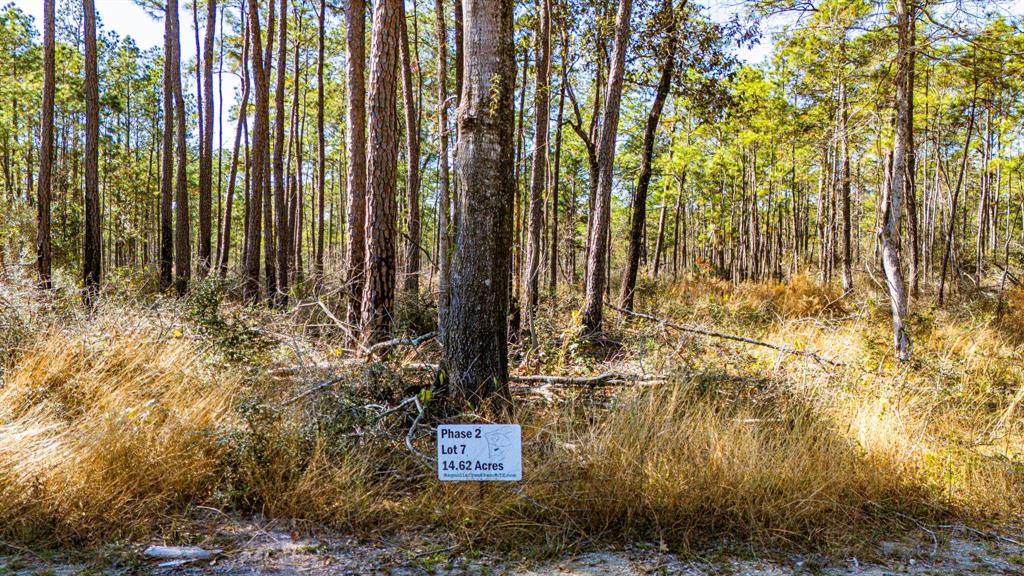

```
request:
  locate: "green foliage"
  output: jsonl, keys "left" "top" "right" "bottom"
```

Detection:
{"left": 185, "top": 279, "right": 269, "bottom": 364}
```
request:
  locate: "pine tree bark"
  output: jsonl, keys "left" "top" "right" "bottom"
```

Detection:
{"left": 160, "top": 0, "right": 175, "bottom": 290}
{"left": 904, "top": 6, "right": 919, "bottom": 297}
{"left": 272, "top": 0, "right": 289, "bottom": 304}
{"left": 198, "top": 0, "right": 217, "bottom": 275}
{"left": 839, "top": 51, "right": 853, "bottom": 294}
{"left": 243, "top": 0, "right": 269, "bottom": 302}
{"left": 548, "top": 27, "right": 567, "bottom": 297}
{"left": 361, "top": 0, "right": 401, "bottom": 344}
{"left": 435, "top": 0, "right": 451, "bottom": 326}
{"left": 882, "top": 0, "right": 913, "bottom": 361}
{"left": 314, "top": 0, "right": 327, "bottom": 277}
{"left": 219, "top": 7, "right": 248, "bottom": 276}
{"left": 523, "top": 0, "right": 551, "bottom": 323}
{"left": 620, "top": 0, "right": 675, "bottom": 309}
{"left": 83, "top": 0, "right": 101, "bottom": 305}
{"left": 443, "top": 0, "right": 515, "bottom": 407}
{"left": 261, "top": 0, "right": 277, "bottom": 301}
{"left": 169, "top": 0, "right": 191, "bottom": 296}
{"left": 36, "top": 0, "right": 55, "bottom": 289}
{"left": 581, "top": 0, "right": 632, "bottom": 333}
{"left": 344, "top": 0, "right": 367, "bottom": 327}
{"left": 400, "top": 0, "right": 422, "bottom": 295}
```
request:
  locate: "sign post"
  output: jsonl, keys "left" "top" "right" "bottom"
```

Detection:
{"left": 436, "top": 424, "right": 522, "bottom": 481}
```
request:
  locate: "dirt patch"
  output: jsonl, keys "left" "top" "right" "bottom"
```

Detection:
{"left": 2, "top": 518, "right": 1023, "bottom": 575}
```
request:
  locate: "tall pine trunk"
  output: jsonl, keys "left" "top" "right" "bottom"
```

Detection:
{"left": 581, "top": 0, "right": 632, "bottom": 333}
{"left": 160, "top": 0, "right": 175, "bottom": 290}
{"left": 523, "top": 0, "right": 551, "bottom": 324}
{"left": 344, "top": 0, "right": 367, "bottom": 327}
{"left": 169, "top": 0, "right": 191, "bottom": 296}
{"left": 400, "top": 0, "right": 422, "bottom": 295}
{"left": 198, "top": 0, "right": 217, "bottom": 275}
{"left": 272, "top": 0, "right": 289, "bottom": 304}
{"left": 881, "top": 0, "right": 913, "bottom": 361}
{"left": 361, "top": 0, "right": 401, "bottom": 343}
{"left": 36, "top": 0, "right": 55, "bottom": 289}
{"left": 443, "top": 0, "right": 515, "bottom": 407}
{"left": 620, "top": 0, "right": 675, "bottom": 309}
{"left": 435, "top": 0, "right": 451, "bottom": 328}
{"left": 83, "top": 0, "right": 101, "bottom": 305}
{"left": 243, "top": 0, "right": 268, "bottom": 302}
{"left": 314, "top": 0, "right": 327, "bottom": 277}
{"left": 219, "top": 7, "right": 249, "bottom": 276}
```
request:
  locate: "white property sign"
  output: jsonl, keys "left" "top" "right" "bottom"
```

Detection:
{"left": 437, "top": 424, "right": 522, "bottom": 481}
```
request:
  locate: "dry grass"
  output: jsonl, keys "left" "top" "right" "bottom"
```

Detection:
{"left": 0, "top": 273, "right": 1022, "bottom": 554}
{"left": 0, "top": 328, "right": 238, "bottom": 543}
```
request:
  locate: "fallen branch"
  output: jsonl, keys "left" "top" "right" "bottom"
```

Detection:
{"left": 607, "top": 303, "right": 845, "bottom": 368}
{"left": 269, "top": 358, "right": 360, "bottom": 378}
{"left": 283, "top": 374, "right": 347, "bottom": 405}
{"left": 367, "top": 331, "right": 437, "bottom": 356}
{"left": 511, "top": 372, "right": 667, "bottom": 387}
{"left": 994, "top": 263, "right": 1022, "bottom": 288}
{"left": 315, "top": 299, "right": 361, "bottom": 344}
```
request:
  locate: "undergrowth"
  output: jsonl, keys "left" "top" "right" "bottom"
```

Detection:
{"left": 0, "top": 272, "right": 1022, "bottom": 555}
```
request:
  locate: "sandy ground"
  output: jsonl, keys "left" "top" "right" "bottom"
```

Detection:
{"left": 2, "top": 518, "right": 1023, "bottom": 575}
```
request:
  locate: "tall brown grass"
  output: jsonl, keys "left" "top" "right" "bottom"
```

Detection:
{"left": 0, "top": 329, "right": 237, "bottom": 542}
{"left": 0, "top": 276, "right": 1022, "bottom": 553}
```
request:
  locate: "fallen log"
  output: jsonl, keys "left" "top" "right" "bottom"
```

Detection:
{"left": 607, "top": 303, "right": 844, "bottom": 368}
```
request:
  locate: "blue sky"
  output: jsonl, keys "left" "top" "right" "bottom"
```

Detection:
{"left": 7, "top": 0, "right": 1022, "bottom": 147}
{"left": 6, "top": 0, "right": 767, "bottom": 145}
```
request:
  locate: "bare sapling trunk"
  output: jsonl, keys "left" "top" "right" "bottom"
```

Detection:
{"left": 523, "top": 0, "right": 551, "bottom": 327}
{"left": 400, "top": 0, "right": 422, "bottom": 295}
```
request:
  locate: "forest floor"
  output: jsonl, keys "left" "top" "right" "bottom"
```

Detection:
{"left": 2, "top": 517, "right": 1024, "bottom": 574}
{"left": 2, "top": 271, "right": 1024, "bottom": 574}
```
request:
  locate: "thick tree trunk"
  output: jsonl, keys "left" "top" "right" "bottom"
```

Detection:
{"left": 83, "top": 0, "right": 101, "bottom": 305}
{"left": 36, "top": 0, "right": 55, "bottom": 289}
{"left": 581, "top": 0, "right": 633, "bottom": 333}
{"left": 400, "top": 0, "right": 422, "bottom": 295}
{"left": 620, "top": 0, "right": 674, "bottom": 309}
{"left": 262, "top": 1, "right": 278, "bottom": 301}
{"left": 444, "top": 0, "right": 515, "bottom": 407}
{"left": 523, "top": 0, "right": 551, "bottom": 323}
{"left": 345, "top": 0, "right": 367, "bottom": 327}
{"left": 361, "top": 0, "right": 401, "bottom": 344}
